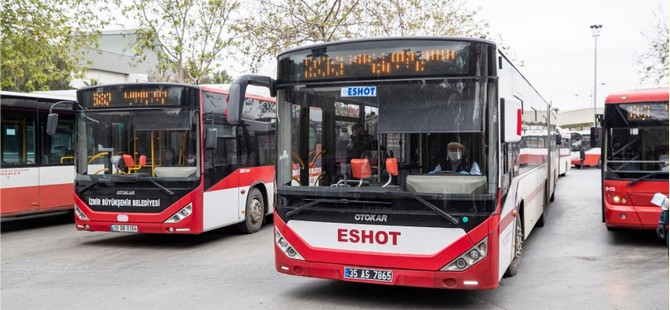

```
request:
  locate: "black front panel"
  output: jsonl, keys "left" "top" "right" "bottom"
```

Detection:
{"left": 276, "top": 187, "right": 495, "bottom": 231}
{"left": 76, "top": 179, "right": 198, "bottom": 213}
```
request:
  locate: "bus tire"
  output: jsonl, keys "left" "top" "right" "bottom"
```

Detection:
{"left": 537, "top": 189, "right": 546, "bottom": 227}
{"left": 237, "top": 188, "right": 264, "bottom": 234}
{"left": 550, "top": 173, "right": 557, "bottom": 202}
{"left": 504, "top": 215, "right": 524, "bottom": 278}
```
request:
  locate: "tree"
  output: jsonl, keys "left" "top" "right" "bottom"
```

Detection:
{"left": 1, "top": 0, "right": 109, "bottom": 92}
{"left": 232, "top": 0, "right": 362, "bottom": 73}
{"left": 200, "top": 69, "right": 234, "bottom": 84}
{"left": 638, "top": 7, "right": 668, "bottom": 85}
{"left": 232, "top": 0, "right": 491, "bottom": 73}
{"left": 360, "top": 0, "right": 487, "bottom": 38}
{"left": 121, "top": 0, "right": 240, "bottom": 84}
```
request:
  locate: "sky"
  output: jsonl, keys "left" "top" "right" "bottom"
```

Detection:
{"left": 467, "top": 0, "right": 668, "bottom": 111}
{"left": 107, "top": 0, "right": 667, "bottom": 112}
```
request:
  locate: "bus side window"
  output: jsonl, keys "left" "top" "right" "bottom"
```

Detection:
{"left": 1, "top": 114, "right": 36, "bottom": 166}
{"left": 43, "top": 120, "right": 74, "bottom": 165}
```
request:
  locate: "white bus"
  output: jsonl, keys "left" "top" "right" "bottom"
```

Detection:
{"left": 1, "top": 91, "right": 76, "bottom": 218}
{"left": 557, "top": 127, "right": 572, "bottom": 176}
{"left": 227, "top": 37, "right": 556, "bottom": 289}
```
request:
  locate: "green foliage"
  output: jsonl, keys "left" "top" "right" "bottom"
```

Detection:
{"left": 122, "top": 0, "right": 239, "bottom": 83}
{"left": 638, "top": 8, "right": 669, "bottom": 85}
{"left": 1, "top": 0, "right": 108, "bottom": 92}
{"left": 232, "top": 0, "right": 491, "bottom": 73}
{"left": 200, "top": 70, "right": 233, "bottom": 84}
{"left": 231, "top": 0, "right": 363, "bottom": 73}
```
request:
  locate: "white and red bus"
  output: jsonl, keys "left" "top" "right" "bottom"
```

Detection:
{"left": 1, "top": 91, "right": 76, "bottom": 218}
{"left": 601, "top": 87, "right": 668, "bottom": 230}
{"left": 227, "top": 37, "right": 556, "bottom": 289}
{"left": 47, "top": 83, "right": 276, "bottom": 234}
{"left": 557, "top": 127, "right": 572, "bottom": 176}
{"left": 570, "top": 129, "right": 601, "bottom": 168}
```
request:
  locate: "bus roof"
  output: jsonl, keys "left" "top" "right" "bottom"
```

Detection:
{"left": 604, "top": 87, "right": 669, "bottom": 104}
{"left": 75, "top": 83, "right": 275, "bottom": 103}
{"left": 277, "top": 36, "right": 495, "bottom": 57}
{"left": 1, "top": 91, "right": 76, "bottom": 111}
{"left": 1, "top": 90, "right": 76, "bottom": 101}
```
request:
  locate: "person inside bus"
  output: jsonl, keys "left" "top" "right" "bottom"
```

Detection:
{"left": 429, "top": 142, "right": 481, "bottom": 175}
{"left": 346, "top": 123, "right": 375, "bottom": 161}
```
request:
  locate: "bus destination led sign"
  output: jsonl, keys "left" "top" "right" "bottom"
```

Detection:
{"left": 278, "top": 40, "right": 474, "bottom": 83}
{"left": 92, "top": 90, "right": 169, "bottom": 107}
{"left": 303, "top": 49, "right": 458, "bottom": 79}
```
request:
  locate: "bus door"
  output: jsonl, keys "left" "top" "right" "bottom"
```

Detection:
{"left": 1, "top": 115, "right": 39, "bottom": 214}
{"left": 38, "top": 116, "right": 75, "bottom": 211}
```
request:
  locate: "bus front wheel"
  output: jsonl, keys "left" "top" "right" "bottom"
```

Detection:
{"left": 504, "top": 215, "right": 524, "bottom": 278}
{"left": 238, "top": 188, "right": 265, "bottom": 234}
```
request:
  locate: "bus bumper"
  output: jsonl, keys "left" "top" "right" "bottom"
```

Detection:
{"left": 75, "top": 216, "right": 201, "bottom": 234}
{"left": 274, "top": 245, "right": 499, "bottom": 290}
{"left": 604, "top": 203, "right": 661, "bottom": 230}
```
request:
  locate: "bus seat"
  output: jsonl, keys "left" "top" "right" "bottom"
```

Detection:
{"left": 383, "top": 158, "right": 398, "bottom": 187}
{"left": 122, "top": 154, "right": 146, "bottom": 173}
{"left": 351, "top": 158, "right": 371, "bottom": 187}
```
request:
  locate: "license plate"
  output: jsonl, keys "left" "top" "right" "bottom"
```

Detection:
{"left": 110, "top": 224, "right": 138, "bottom": 233}
{"left": 344, "top": 267, "right": 393, "bottom": 282}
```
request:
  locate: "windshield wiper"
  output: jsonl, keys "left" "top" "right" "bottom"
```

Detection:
{"left": 386, "top": 191, "right": 459, "bottom": 225}
{"left": 141, "top": 177, "right": 175, "bottom": 196}
{"left": 285, "top": 198, "right": 390, "bottom": 217}
{"left": 628, "top": 171, "right": 662, "bottom": 186}
{"left": 78, "top": 179, "right": 114, "bottom": 194}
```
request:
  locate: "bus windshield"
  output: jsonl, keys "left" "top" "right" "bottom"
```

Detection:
{"left": 75, "top": 107, "right": 199, "bottom": 179}
{"left": 276, "top": 78, "right": 492, "bottom": 196}
{"left": 604, "top": 102, "right": 669, "bottom": 179}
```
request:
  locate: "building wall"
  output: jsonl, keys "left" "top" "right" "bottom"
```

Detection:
{"left": 556, "top": 107, "right": 604, "bottom": 130}
{"left": 69, "top": 30, "right": 159, "bottom": 89}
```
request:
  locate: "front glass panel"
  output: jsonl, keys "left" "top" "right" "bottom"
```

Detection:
{"left": 604, "top": 102, "right": 669, "bottom": 180}
{"left": 277, "top": 78, "right": 492, "bottom": 195}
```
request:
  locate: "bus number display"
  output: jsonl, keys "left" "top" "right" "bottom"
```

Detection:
{"left": 92, "top": 92, "right": 112, "bottom": 107}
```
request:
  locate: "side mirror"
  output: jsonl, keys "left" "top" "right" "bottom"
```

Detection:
{"left": 205, "top": 128, "right": 218, "bottom": 149}
{"left": 556, "top": 134, "right": 562, "bottom": 145}
{"left": 46, "top": 113, "right": 59, "bottom": 135}
{"left": 501, "top": 98, "right": 522, "bottom": 143}
{"left": 226, "top": 75, "right": 276, "bottom": 125}
{"left": 227, "top": 84, "right": 242, "bottom": 125}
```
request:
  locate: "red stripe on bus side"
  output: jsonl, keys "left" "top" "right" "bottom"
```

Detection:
{"left": 206, "top": 166, "right": 274, "bottom": 192}
{"left": 1, "top": 183, "right": 73, "bottom": 216}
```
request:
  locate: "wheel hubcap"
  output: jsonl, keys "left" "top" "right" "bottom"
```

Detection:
{"left": 250, "top": 199, "right": 263, "bottom": 224}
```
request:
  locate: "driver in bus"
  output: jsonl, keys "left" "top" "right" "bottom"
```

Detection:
{"left": 346, "top": 123, "right": 375, "bottom": 161}
{"left": 429, "top": 142, "right": 481, "bottom": 175}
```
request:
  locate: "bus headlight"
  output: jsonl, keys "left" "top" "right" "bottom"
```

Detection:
{"left": 74, "top": 205, "right": 89, "bottom": 221}
{"left": 441, "top": 237, "right": 488, "bottom": 271}
{"left": 164, "top": 203, "right": 192, "bottom": 223}
{"left": 275, "top": 228, "right": 304, "bottom": 260}
{"left": 607, "top": 193, "right": 629, "bottom": 205}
